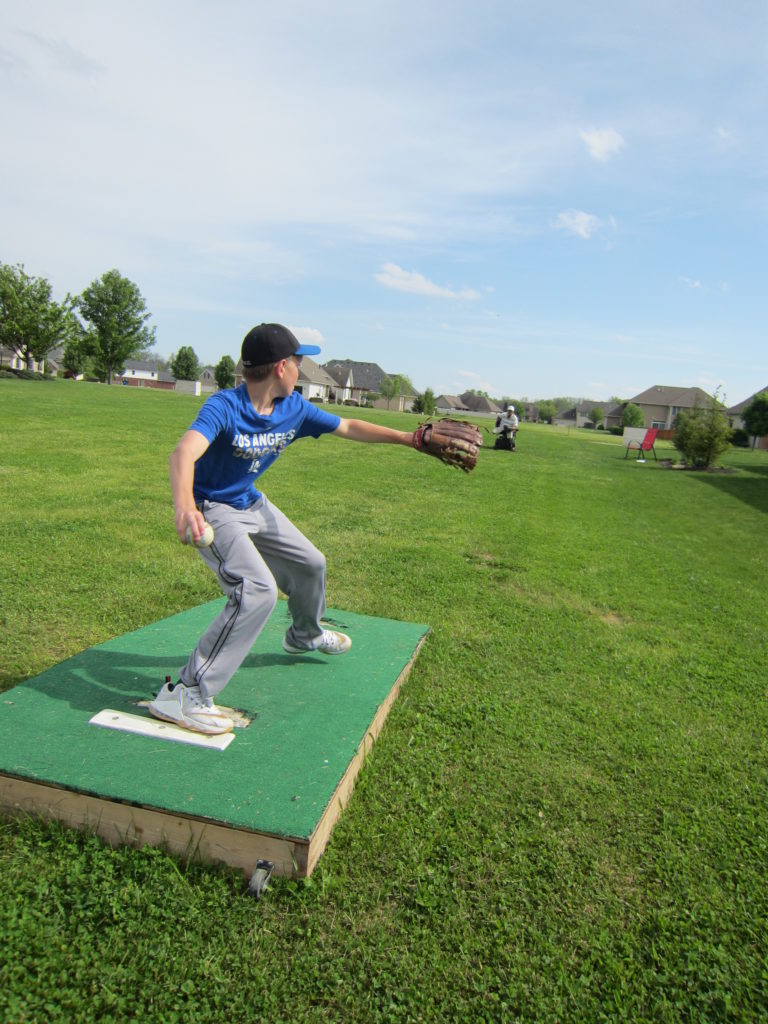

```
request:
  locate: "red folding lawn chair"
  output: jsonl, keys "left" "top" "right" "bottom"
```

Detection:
{"left": 624, "top": 427, "right": 659, "bottom": 462}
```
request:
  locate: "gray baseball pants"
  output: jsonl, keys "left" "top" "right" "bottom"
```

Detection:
{"left": 180, "top": 495, "right": 327, "bottom": 700}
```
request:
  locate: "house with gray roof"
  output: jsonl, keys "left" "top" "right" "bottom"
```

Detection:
{"left": 324, "top": 359, "right": 387, "bottom": 393}
{"left": 435, "top": 392, "right": 503, "bottom": 417}
{"left": 727, "top": 386, "right": 768, "bottom": 449}
{"left": 323, "top": 359, "right": 417, "bottom": 411}
{"left": 116, "top": 361, "right": 176, "bottom": 390}
{"left": 1, "top": 346, "right": 39, "bottom": 372}
{"left": 1, "top": 344, "right": 59, "bottom": 374}
{"left": 461, "top": 392, "right": 503, "bottom": 415}
{"left": 235, "top": 355, "right": 337, "bottom": 402}
{"left": 295, "top": 357, "right": 338, "bottom": 402}
{"left": 554, "top": 400, "right": 619, "bottom": 428}
{"left": 435, "top": 394, "right": 470, "bottom": 414}
{"left": 323, "top": 361, "right": 367, "bottom": 405}
{"left": 198, "top": 366, "right": 218, "bottom": 393}
{"left": 627, "top": 385, "right": 717, "bottom": 431}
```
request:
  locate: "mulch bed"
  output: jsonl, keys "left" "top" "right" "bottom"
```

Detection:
{"left": 659, "top": 459, "right": 736, "bottom": 474}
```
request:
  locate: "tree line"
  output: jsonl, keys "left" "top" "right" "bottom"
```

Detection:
{"left": 0, "top": 262, "right": 236, "bottom": 388}
{"left": 4, "top": 261, "right": 767, "bottom": 448}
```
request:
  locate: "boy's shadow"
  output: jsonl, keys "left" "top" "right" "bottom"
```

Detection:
{"left": 12, "top": 648, "right": 330, "bottom": 716}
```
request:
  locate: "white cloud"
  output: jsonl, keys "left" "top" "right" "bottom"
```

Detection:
{"left": 715, "top": 126, "right": 736, "bottom": 144}
{"left": 374, "top": 263, "right": 480, "bottom": 300}
{"left": 455, "top": 369, "right": 497, "bottom": 393}
{"left": 555, "top": 210, "right": 600, "bottom": 239}
{"left": 19, "top": 30, "right": 104, "bottom": 77}
{"left": 290, "top": 326, "right": 325, "bottom": 345}
{"left": 680, "top": 276, "right": 702, "bottom": 289}
{"left": 694, "top": 373, "right": 727, "bottom": 396}
{"left": 580, "top": 128, "right": 626, "bottom": 162}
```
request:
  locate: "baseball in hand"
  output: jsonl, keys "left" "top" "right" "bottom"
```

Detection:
{"left": 186, "top": 522, "right": 214, "bottom": 548}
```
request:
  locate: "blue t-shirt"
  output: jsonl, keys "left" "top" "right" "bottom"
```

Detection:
{"left": 189, "top": 385, "right": 341, "bottom": 508}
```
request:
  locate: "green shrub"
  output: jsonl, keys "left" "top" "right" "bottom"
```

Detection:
{"left": 0, "top": 367, "right": 46, "bottom": 381}
{"left": 673, "top": 392, "right": 731, "bottom": 467}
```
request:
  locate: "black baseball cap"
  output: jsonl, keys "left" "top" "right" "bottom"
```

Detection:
{"left": 241, "top": 323, "right": 321, "bottom": 367}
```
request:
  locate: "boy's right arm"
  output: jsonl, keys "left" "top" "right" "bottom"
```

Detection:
{"left": 169, "top": 429, "right": 211, "bottom": 543}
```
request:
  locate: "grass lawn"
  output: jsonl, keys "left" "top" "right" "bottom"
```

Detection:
{"left": 1, "top": 379, "right": 767, "bottom": 1023}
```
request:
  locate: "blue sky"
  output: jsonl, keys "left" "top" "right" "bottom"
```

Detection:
{"left": 2, "top": 0, "right": 766, "bottom": 403}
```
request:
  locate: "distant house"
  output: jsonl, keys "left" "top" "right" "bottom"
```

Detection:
{"left": 45, "top": 344, "right": 66, "bottom": 376}
{"left": 435, "top": 394, "right": 470, "bottom": 414}
{"left": 553, "top": 400, "right": 607, "bottom": 428}
{"left": 295, "top": 357, "right": 338, "bottom": 402}
{"left": 460, "top": 392, "right": 503, "bottom": 415}
{"left": 626, "top": 385, "right": 716, "bottom": 432}
{"left": 517, "top": 403, "right": 539, "bottom": 423}
{"left": 235, "top": 356, "right": 337, "bottom": 402}
{"left": 603, "top": 402, "right": 628, "bottom": 431}
{"left": 323, "top": 359, "right": 387, "bottom": 400}
{"left": 323, "top": 361, "right": 367, "bottom": 405}
{"left": 198, "top": 366, "right": 218, "bottom": 392}
{"left": 551, "top": 400, "right": 624, "bottom": 429}
{"left": 727, "top": 386, "right": 768, "bottom": 450}
{"left": 435, "top": 392, "right": 502, "bottom": 417}
{"left": 0, "top": 345, "right": 45, "bottom": 373}
{"left": 323, "top": 359, "right": 417, "bottom": 411}
{"left": 116, "top": 361, "right": 175, "bottom": 390}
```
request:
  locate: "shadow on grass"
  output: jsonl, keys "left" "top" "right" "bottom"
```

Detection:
{"left": 687, "top": 470, "right": 768, "bottom": 515}
{"left": 2, "top": 648, "right": 301, "bottom": 716}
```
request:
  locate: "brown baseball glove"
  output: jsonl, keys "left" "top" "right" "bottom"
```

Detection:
{"left": 412, "top": 418, "right": 483, "bottom": 472}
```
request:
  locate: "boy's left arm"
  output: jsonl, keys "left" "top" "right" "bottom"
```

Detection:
{"left": 333, "top": 418, "right": 414, "bottom": 447}
{"left": 333, "top": 416, "right": 482, "bottom": 472}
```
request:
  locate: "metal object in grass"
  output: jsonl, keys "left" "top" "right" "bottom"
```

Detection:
{"left": 248, "top": 859, "right": 274, "bottom": 899}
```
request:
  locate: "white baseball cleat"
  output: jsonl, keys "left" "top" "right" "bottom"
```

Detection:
{"left": 149, "top": 681, "right": 233, "bottom": 735}
{"left": 282, "top": 629, "right": 352, "bottom": 655}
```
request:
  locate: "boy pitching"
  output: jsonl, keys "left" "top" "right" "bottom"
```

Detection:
{"left": 149, "top": 324, "right": 415, "bottom": 735}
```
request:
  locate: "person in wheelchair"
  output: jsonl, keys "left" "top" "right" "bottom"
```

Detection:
{"left": 493, "top": 405, "right": 519, "bottom": 451}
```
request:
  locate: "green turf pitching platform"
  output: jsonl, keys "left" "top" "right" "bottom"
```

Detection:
{"left": 0, "top": 600, "right": 429, "bottom": 879}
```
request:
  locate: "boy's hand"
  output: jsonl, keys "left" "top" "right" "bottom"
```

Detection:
{"left": 175, "top": 508, "right": 206, "bottom": 544}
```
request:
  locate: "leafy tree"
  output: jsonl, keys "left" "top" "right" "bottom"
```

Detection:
{"left": 537, "top": 400, "right": 556, "bottom": 423}
{"left": 552, "top": 396, "right": 580, "bottom": 412}
{"left": 62, "top": 335, "right": 92, "bottom": 377}
{"left": 741, "top": 392, "right": 768, "bottom": 448}
{"left": 77, "top": 270, "right": 155, "bottom": 384}
{"left": 379, "top": 373, "right": 412, "bottom": 409}
{"left": 0, "top": 262, "right": 77, "bottom": 370}
{"left": 214, "top": 354, "right": 236, "bottom": 390}
{"left": 379, "top": 376, "right": 397, "bottom": 408}
{"left": 621, "top": 402, "right": 645, "bottom": 428}
{"left": 170, "top": 345, "right": 200, "bottom": 381}
{"left": 730, "top": 427, "right": 750, "bottom": 448}
{"left": 500, "top": 398, "right": 525, "bottom": 416}
{"left": 673, "top": 390, "right": 731, "bottom": 468}
{"left": 412, "top": 387, "right": 437, "bottom": 416}
{"left": 588, "top": 406, "right": 604, "bottom": 428}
